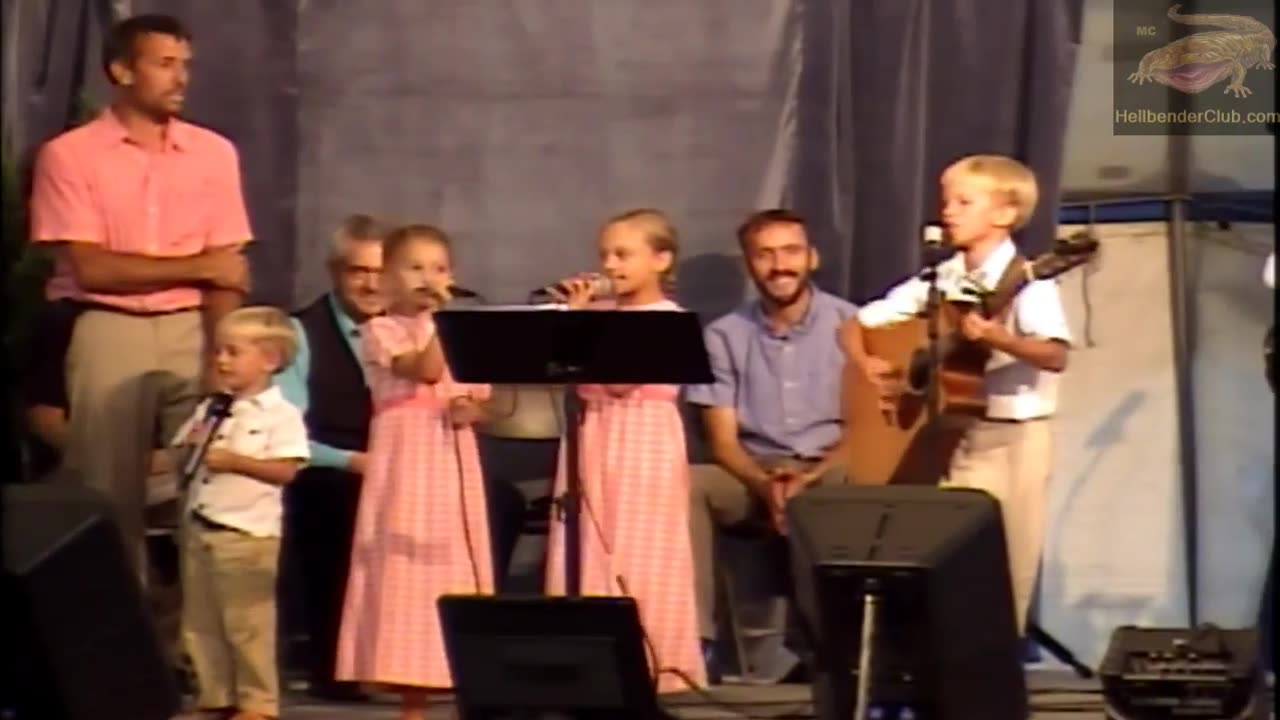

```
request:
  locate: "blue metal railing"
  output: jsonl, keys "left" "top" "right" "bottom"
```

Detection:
{"left": 1059, "top": 191, "right": 1274, "bottom": 225}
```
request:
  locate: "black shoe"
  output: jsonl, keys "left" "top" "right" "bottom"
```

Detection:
{"left": 307, "top": 681, "right": 369, "bottom": 702}
{"left": 701, "top": 640, "right": 723, "bottom": 686}
{"left": 1021, "top": 636, "right": 1043, "bottom": 664}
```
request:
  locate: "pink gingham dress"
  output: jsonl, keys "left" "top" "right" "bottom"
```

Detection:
{"left": 544, "top": 298, "right": 706, "bottom": 693}
{"left": 335, "top": 311, "right": 494, "bottom": 689}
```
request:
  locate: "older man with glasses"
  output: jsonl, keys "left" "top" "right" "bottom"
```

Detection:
{"left": 276, "top": 214, "right": 387, "bottom": 701}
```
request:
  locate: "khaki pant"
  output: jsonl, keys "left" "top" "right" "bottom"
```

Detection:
{"left": 181, "top": 520, "right": 282, "bottom": 717}
{"left": 689, "top": 458, "right": 846, "bottom": 640}
{"left": 62, "top": 309, "right": 203, "bottom": 584}
{"left": 943, "top": 418, "right": 1052, "bottom": 634}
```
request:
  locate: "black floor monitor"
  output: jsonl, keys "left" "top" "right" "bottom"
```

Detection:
{"left": 437, "top": 595, "right": 671, "bottom": 719}
{"left": 2, "top": 484, "right": 180, "bottom": 720}
{"left": 786, "top": 484, "right": 1028, "bottom": 720}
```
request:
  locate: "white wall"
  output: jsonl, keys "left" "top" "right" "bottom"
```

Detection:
{"left": 1045, "top": 0, "right": 1276, "bottom": 665}
{"left": 1187, "top": 223, "right": 1274, "bottom": 625}
{"left": 1042, "top": 222, "right": 1189, "bottom": 666}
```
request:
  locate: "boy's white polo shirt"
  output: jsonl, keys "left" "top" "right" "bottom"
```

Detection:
{"left": 173, "top": 384, "right": 309, "bottom": 538}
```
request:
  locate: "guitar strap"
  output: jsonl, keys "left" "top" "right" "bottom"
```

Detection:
{"left": 987, "top": 251, "right": 1029, "bottom": 324}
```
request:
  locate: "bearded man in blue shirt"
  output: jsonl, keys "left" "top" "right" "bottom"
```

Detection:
{"left": 685, "top": 209, "right": 857, "bottom": 683}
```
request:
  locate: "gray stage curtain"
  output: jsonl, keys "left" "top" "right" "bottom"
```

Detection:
{"left": 796, "top": 0, "right": 1084, "bottom": 302}
{"left": 2, "top": 0, "right": 112, "bottom": 162}
{"left": 14, "top": 0, "right": 1082, "bottom": 314}
{"left": 288, "top": 1, "right": 799, "bottom": 317}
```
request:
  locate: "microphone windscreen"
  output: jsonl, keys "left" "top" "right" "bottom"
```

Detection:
{"left": 207, "top": 393, "right": 234, "bottom": 417}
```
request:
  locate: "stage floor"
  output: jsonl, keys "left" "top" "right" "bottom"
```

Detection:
{"left": 220, "top": 670, "right": 1111, "bottom": 719}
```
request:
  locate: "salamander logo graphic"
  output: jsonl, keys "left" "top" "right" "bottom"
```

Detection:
{"left": 1127, "top": 4, "right": 1276, "bottom": 98}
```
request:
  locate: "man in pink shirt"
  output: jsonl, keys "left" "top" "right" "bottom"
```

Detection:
{"left": 29, "top": 14, "right": 253, "bottom": 583}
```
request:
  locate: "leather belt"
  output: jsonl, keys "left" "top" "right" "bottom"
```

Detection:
{"left": 191, "top": 512, "right": 244, "bottom": 534}
{"left": 71, "top": 300, "right": 197, "bottom": 317}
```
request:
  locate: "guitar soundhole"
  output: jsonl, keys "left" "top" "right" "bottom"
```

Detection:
{"left": 906, "top": 348, "right": 930, "bottom": 395}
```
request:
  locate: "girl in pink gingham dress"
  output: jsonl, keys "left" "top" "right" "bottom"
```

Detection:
{"left": 335, "top": 225, "right": 493, "bottom": 720}
{"left": 544, "top": 209, "right": 706, "bottom": 693}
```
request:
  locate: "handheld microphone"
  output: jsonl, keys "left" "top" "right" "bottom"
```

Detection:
{"left": 179, "top": 392, "right": 234, "bottom": 489}
{"left": 528, "top": 274, "right": 613, "bottom": 302}
{"left": 447, "top": 284, "right": 481, "bottom": 299}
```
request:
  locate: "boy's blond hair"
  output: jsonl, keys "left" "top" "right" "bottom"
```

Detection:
{"left": 217, "top": 306, "right": 299, "bottom": 371}
{"left": 943, "top": 154, "right": 1039, "bottom": 231}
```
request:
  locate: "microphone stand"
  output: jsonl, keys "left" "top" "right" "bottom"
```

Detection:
{"left": 920, "top": 247, "right": 947, "bottom": 485}
{"left": 562, "top": 391, "right": 583, "bottom": 597}
{"left": 848, "top": 247, "right": 947, "bottom": 719}
{"left": 527, "top": 290, "right": 584, "bottom": 598}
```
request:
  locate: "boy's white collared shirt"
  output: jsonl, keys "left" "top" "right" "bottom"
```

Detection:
{"left": 856, "top": 238, "right": 1073, "bottom": 420}
{"left": 172, "top": 384, "right": 310, "bottom": 537}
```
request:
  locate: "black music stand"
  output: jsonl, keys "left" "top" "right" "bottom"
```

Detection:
{"left": 434, "top": 308, "right": 713, "bottom": 596}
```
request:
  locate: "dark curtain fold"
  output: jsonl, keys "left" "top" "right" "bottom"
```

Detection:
{"left": 796, "top": 0, "right": 1085, "bottom": 302}
{"left": 11, "top": 0, "right": 1083, "bottom": 312}
{"left": 4, "top": 0, "right": 112, "bottom": 158}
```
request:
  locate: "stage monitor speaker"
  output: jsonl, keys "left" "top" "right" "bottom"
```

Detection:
{"left": 1, "top": 483, "right": 179, "bottom": 720}
{"left": 1100, "top": 624, "right": 1265, "bottom": 720}
{"left": 437, "top": 595, "right": 673, "bottom": 720}
{"left": 786, "top": 484, "right": 1027, "bottom": 720}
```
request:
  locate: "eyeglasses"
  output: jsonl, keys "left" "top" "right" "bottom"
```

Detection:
{"left": 341, "top": 264, "right": 381, "bottom": 278}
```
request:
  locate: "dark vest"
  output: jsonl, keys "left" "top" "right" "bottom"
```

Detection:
{"left": 295, "top": 297, "right": 372, "bottom": 452}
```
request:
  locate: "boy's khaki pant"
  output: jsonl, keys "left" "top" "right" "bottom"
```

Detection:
{"left": 181, "top": 518, "right": 281, "bottom": 717}
{"left": 942, "top": 418, "right": 1052, "bottom": 635}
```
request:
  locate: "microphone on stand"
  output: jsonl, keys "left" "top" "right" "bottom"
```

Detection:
{"left": 922, "top": 223, "right": 945, "bottom": 247}
{"left": 528, "top": 274, "right": 613, "bottom": 303}
{"left": 179, "top": 392, "right": 235, "bottom": 489}
{"left": 921, "top": 223, "right": 952, "bottom": 268}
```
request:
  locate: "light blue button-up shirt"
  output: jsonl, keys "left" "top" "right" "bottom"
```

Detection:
{"left": 685, "top": 289, "right": 857, "bottom": 458}
{"left": 276, "top": 293, "right": 365, "bottom": 470}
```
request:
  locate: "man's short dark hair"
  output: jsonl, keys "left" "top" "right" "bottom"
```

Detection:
{"left": 101, "top": 14, "right": 192, "bottom": 84}
{"left": 736, "top": 209, "right": 807, "bottom": 250}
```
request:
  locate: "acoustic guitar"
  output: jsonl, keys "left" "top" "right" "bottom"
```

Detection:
{"left": 841, "top": 236, "right": 1099, "bottom": 486}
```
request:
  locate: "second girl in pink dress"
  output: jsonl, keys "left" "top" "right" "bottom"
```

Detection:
{"left": 544, "top": 209, "right": 706, "bottom": 693}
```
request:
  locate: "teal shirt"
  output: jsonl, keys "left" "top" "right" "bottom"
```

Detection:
{"left": 276, "top": 294, "right": 365, "bottom": 470}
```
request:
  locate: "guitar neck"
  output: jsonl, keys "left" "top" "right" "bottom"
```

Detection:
{"left": 982, "top": 261, "right": 1035, "bottom": 319}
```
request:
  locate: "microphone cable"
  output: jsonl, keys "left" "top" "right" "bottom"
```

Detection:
{"left": 448, "top": 400, "right": 483, "bottom": 593}
{"left": 439, "top": 293, "right": 495, "bottom": 593}
{"left": 561, "top": 405, "right": 815, "bottom": 719}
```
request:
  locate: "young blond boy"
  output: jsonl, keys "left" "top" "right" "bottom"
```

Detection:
{"left": 173, "top": 307, "right": 310, "bottom": 720}
{"left": 839, "top": 154, "right": 1072, "bottom": 633}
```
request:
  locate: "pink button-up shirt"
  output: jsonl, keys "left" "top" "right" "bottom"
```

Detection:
{"left": 29, "top": 109, "right": 253, "bottom": 313}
